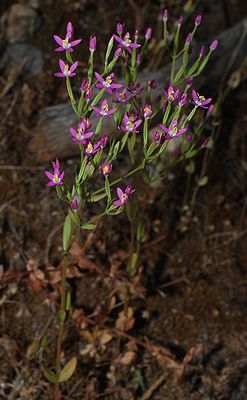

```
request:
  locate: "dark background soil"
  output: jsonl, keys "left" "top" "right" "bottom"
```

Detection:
{"left": 0, "top": 1, "right": 247, "bottom": 399}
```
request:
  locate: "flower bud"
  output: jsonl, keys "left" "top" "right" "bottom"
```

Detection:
{"left": 210, "top": 40, "right": 218, "bottom": 51}
{"left": 125, "top": 185, "right": 135, "bottom": 196}
{"left": 207, "top": 104, "right": 214, "bottom": 117}
{"left": 145, "top": 27, "right": 152, "bottom": 40}
{"left": 100, "top": 162, "right": 112, "bottom": 177}
{"left": 178, "top": 15, "right": 184, "bottom": 26}
{"left": 153, "top": 131, "right": 161, "bottom": 143}
{"left": 199, "top": 45, "right": 205, "bottom": 57}
{"left": 195, "top": 15, "right": 202, "bottom": 26}
{"left": 89, "top": 35, "right": 96, "bottom": 52}
{"left": 116, "top": 23, "right": 124, "bottom": 35}
{"left": 163, "top": 9, "right": 168, "bottom": 22}
{"left": 148, "top": 79, "right": 157, "bottom": 89}
{"left": 115, "top": 47, "right": 122, "bottom": 57}
{"left": 81, "top": 79, "right": 90, "bottom": 92}
{"left": 178, "top": 92, "right": 187, "bottom": 107}
{"left": 186, "top": 77, "right": 193, "bottom": 87}
{"left": 185, "top": 33, "right": 192, "bottom": 46}
{"left": 142, "top": 104, "right": 153, "bottom": 119}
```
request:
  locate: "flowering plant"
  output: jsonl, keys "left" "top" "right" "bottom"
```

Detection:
{"left": 43, "top": 11, "right": 218, "bottom": 397}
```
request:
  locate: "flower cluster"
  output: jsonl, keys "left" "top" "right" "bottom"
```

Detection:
{"left": 46, "top": 14, "right": 217, "bottom": 228}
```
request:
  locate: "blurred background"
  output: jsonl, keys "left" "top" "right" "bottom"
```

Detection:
{"left": 0, "top": 1, "right": 247, "bottom": 399}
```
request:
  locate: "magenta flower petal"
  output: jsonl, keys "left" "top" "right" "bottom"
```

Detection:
{"left": 54, "top": 35, "right": 63, "bottom": 46}
{"left": 54, "top": 47, "right": 65, "bottom": 52}
{"left": 70, "top": 61, "right": 78, "bottom": 73}
{"left": 202, "top": 98, "right": 212, "bottom": 105}
{"left": 160, "top": 124, "right": 169, "bottom": 134}
{"left": 59, "top": 59, "right": 66, "bottom": 71}
{"left": 54, "top": 72, "right": 65, "bottom": 78}
{"left": 44, "top": 171, "right": 53, "bottom": 180}
{"left": 47, "top": 181, "right": 56, "bottom": 187}
{"left": 113, "top": 34, "right": 123, "bottom": 45}
{"left": 117, "top": 187, "right": 124, "bottom": 198}
{"left": 95, "top": 72, "right": 105, "bottom": 84}
{"left": 113, "top": 200, "right": 123, "bottom": 206}
{"left": 59, "top": 171, "right": 65, "bottom": 181}
{"left": 70, "top": 39, "right": 82, "bottom": 46}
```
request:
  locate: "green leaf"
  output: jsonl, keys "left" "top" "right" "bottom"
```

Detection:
{"left": 44, "top": 369, "right": 57, "bottom": 383}
{"left": 95, "top": 118, "right": 103, "bottom": 135}
{"left": 128, "top": 133, "right": 136, "bottom": 164}
{"left": 93, "top": 148, "right": 103, "bottom": 166}
{"left": 58, "top": 357, "right": 77, "bottom": 382}
{"left": 68, "top": 208, "right": 80, "bottom": 228}
{"left": 105, "top": 177, "right": 111, "bottom": 200}
{"left": 137, "top": 220, "right": 145, "bottom": 242}
{"left": 107, "top": 205, "right": 124, "bottom": 215}
{"left": 197, "top": 176, "right": 208, "bottom": 187}
{"left": 56, "top": 310, "right": 66, "bottom": 324}
{"left": 88, "top": 192, "right": 107, "bottom": 202}
{"left": 77, "top": 156, "right": 88, "bottom": 184}
{"left": 104, "top": 36, "right": 114, "bottom": 68}
{"left": 63, "top": 215, "right": 72, "bottom": 252}
{"left": 40, "top": 335, "right": 49, "bottom": 348}
{"left": 66, "top": 292, "right": 71, "bottom": 311}
{"left": 146, "top": 142, "right": 157, "bottom": 158}
{"left": 81, "top": 223, "right": 96, "bottom": 230}
{"left": 126, "top": 201, "right": 136, "bottom": 222}
{"left": 26, "top": 340, "right": 40, "bottom": 359}
{"left": 119, "top": 132, "right": 129, "bottom": 152}
{"left": 143, "top": 119, "right": 148, "bottom": 151}
{"left": 184, "top": 149, "right": 198, "bottom": 159}
{"left": 185, "top": 160, "right": 195, "bottom": 174}
{"left": 129, "top": 252, "right": 138, "bottom": 277}
{"left": 112, "top": 141, "right": 120, "bottom": 159}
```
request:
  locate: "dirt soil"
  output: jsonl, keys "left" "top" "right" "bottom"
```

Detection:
{"left": 0, "top": 1, "right": 247, "bottom": 399}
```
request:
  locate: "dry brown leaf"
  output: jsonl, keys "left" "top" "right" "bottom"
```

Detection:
{"left": 98, "top": 330, "right": 113, "bottom": 346}
{"left": 120, "top": 351, "right": 136, "bottom": 365}
{"left": 70, "top": 241, "right": 98, "bottom": 271}
{"left": 116, "top": 307, "right": 135, "bottom": 331}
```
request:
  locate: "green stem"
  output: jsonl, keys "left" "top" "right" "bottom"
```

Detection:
{"left": 54, "top": 252, "right": 68, "bottom": 400}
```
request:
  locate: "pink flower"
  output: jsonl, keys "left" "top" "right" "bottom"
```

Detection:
{"left": 191, "top": 90, "right": 212, "bottom": 109}
{"left": 178, "top": 93, "right": 187, "bottom": 107}
{"left": 69, "top": 121, "right": 94, "bottom": 144}
{"left": 163, "top": 85, "right": 179, "bottom": 103}
{"left": 113, "top": 32, "right": 141, "bottom": 54}
{"left": 100, "top": 162, "right": 112, "bottom": 176}
{"left": 120, "top": 113, "right": 142, "bottom": 133}
{"left": 71, "top": 195, "right": 81, "bottom": 212}
{"left": 54, "top": 59, "right": 78, "bottom": 78}
{"left": 160, "top": 119, "right": 187, "bottom": 140}
{"left": 113, "top": 88, "right": 132, "bottom": 104}
{"left": 44, "top": 159, "right": 64, "bottom": 187}
{"left": 84, "top": 141, "right": 100, "bottom": 156}
{"left": 91, "top": 99, "right": 117, "bottom": 118}
{"left": 113, "top": 186, "right": 135, "bottom": 207}
{"left": 53, "top": 22, "right": 81, "bottom": 52}
{"left": 94, "top": 72, "right": 122, "bottom": 93}
{"left": 142, "top": 104, "right": 153, "bottom": 119}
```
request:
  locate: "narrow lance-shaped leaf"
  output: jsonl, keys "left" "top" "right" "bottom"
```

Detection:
{"left": 58, "top": 356, "right": 77, "bottom": 382}
{"left": 63, "top": 214, "right": 72, "bottom": 252}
